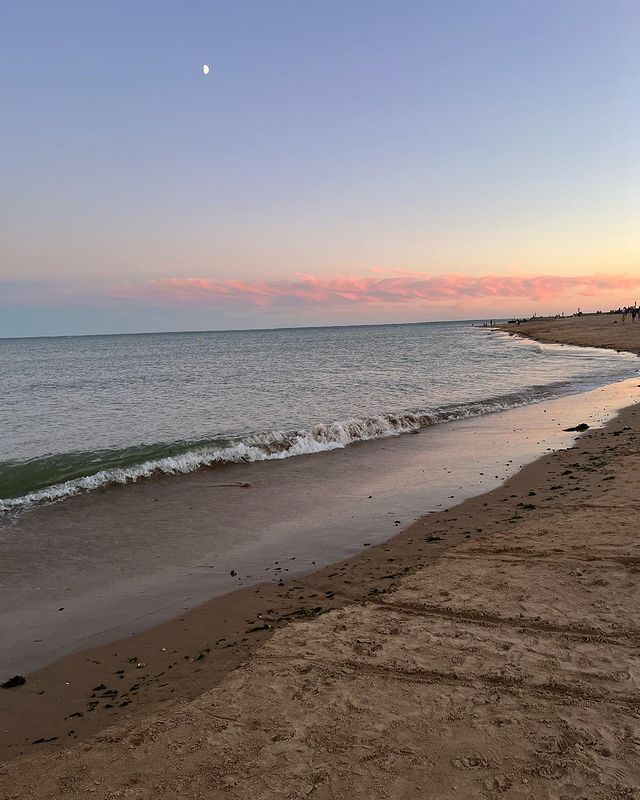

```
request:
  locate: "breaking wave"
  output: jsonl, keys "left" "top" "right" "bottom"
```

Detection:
{"left": 0, "top": 377, "right": 630, "bottom": 513}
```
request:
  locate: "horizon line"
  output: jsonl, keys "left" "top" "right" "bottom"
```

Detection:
{"left": 0, "top": 312, "right": 609, "bottom": 342}
{"left": 0, "top": 315, "right": 516, "bottom": 342}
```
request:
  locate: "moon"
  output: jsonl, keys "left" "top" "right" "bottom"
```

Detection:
{"left": 202, "top": 64, "right": 210, "bottom": 75}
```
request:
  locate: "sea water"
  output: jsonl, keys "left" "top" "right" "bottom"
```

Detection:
{"left": 1, "top": 320, "right": 638, "bottom": 510}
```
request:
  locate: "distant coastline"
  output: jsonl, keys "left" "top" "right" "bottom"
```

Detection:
{"left": 495, "top": 312, "right": 640, "bottom": 357}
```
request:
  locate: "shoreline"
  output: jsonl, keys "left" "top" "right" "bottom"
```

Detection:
{"left": 3, "top": 317, "right": 640, "bottom": 796}
{"left": 0, "top": 376, "right": 638, "bottom": 764}
{"left": 5, "top": 377, "right": 636, "bottom": 684}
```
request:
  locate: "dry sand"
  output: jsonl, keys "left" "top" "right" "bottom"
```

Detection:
{"left": 2, "top": 316, "right": 640, "bottom": 799}
{"left": 497, "top": 313, "right": 640, "bottom": 356}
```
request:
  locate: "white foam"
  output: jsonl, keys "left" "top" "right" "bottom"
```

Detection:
{"left": 0, "top": 380, "right": 627, "bottom": 512}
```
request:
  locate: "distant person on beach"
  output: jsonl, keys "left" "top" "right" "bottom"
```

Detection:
{"left": 632, "top": 308, "right": 637, "bottom": 323}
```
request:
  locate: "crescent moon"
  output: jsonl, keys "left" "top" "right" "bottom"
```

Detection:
{"left": 202, "top": 64, "right": 210, "bottom": 75}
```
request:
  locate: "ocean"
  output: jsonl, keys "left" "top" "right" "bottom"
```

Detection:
{"left": 1, "top": 320, "right": 638, "bottom": 512}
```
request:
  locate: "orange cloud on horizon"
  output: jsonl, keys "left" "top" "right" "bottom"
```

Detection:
{"left": 136, "top": 272, "right": 640, "bottom": 310}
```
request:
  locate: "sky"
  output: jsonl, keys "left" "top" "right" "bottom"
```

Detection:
{"left": 1, "top": 0, "right": 640, "bottom": 337}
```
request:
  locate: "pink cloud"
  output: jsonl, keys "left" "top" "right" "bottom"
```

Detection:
{"left": 136, "top": 272, "right": 640, "bottom": 310}
{"left": 3, "top": 272, "right": 640, "bottom": 314}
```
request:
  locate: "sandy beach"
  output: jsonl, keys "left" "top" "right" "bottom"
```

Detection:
{"left": 2, "top": 316, "right": 640, "bottom": 798}
{"left": 497, "top": 313, "right": 640, "bottom": 355}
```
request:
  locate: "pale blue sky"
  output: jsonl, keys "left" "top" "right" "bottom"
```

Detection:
{"left": 2, "top": 1, "right": 639, "bottom": 336}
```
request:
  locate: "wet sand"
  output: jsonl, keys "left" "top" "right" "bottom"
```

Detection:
{"left": 2, "top": 318, "right": 640, "bottom": 797}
